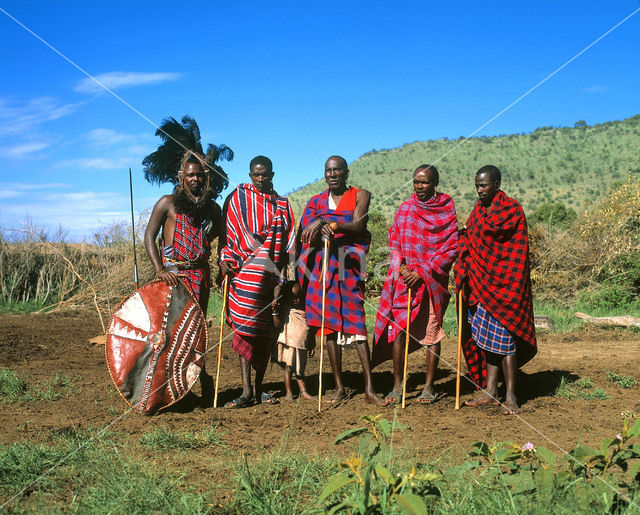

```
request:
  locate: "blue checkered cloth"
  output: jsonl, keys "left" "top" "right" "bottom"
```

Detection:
{"left": 469, "top": 302, "right": 516, "bottom": 355}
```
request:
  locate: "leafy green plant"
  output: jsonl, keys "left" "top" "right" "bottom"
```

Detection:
{"left": 467, "top": 419, "right": 640, "bottom": 512}
{"left": 318, "top": 413, "right": 438, "bottom": 514}
{"left": 607, "top": 371, "right": 638, "bottom": 389}
{"left": 0, "top": 369, "right": 27, "bottom": 402}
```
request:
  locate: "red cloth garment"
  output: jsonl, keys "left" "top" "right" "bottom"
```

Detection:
{"left": 454, "top": 190, "right": 537, "bottom": 387}
{"left": 231, "top": 332, "right": 272, "bottom": 372}
{"left": 162, "top": 213, "right": 211, "bottom": 310}
{"left": 297, "top": 187, "right": 369, "bottom": 335}
{"left": 220, "top": 184, "right": 295, "bottom": 351}
{"left": 372, "top": 192, "right": 458, "bottom": 367}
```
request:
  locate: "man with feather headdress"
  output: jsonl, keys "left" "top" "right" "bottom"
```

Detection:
{"left": 143, "top": 115, "right": 233, "bottom": 408}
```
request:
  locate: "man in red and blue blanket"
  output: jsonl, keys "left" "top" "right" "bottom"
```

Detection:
{"left": 219, "top": 156, "right": 296, "bottom": 408}
{"left": 372, "top": 165, "right": 458, "bottom": 405}
{"left": 145, "top": 151, "right": 224, "bottom": 407}
{"left": 454, "top": 165, "right": 536, "bottom": 415}
{"left": 298, "top": 155, "right": 385, "bottom": 405}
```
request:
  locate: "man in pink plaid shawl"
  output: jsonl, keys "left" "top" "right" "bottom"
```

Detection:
{"left": 372, "top": 165, "right": 458, "bottom": 404}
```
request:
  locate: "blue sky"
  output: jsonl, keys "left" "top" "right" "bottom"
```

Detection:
{"left": 0, "top": 1, "right": 638, "bottom": 240}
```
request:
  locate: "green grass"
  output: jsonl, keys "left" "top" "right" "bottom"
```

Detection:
{"left": 555, "top": 376, "right": 609, "bottom": 401}
{"left": 2, "top": 423, "right": 640, "bottom": 513}
{"left": 0, "top": 369, "right": 75, "bottom": 403}
{"left": 0, "top": 369, "right": 27, "bottom": 402}
{"left": 607, "top": 371, "right": 638, "bottom": 389}
{"left": 0, "top": 430, "right": 211, "bottom": 513}
{"left": 139, "top": 424, "right": 225, "bottom": 450}
{"left": 0, "top": 299, "right": 47, "bottom": 314}
{"left": 25, "top": 373, "right": 76, "bottom": 402}
{"left": 232, "top": 452, "right": 333, "bottom": 514}
{"left": 534, "top": 300, "right": 640, "bottom": 333}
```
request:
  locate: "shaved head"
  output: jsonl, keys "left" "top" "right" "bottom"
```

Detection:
{"left": 325, "top": 155, "right": 348, "bottom": 170}
{"left": 476, "top": 165, "right": 501, "bottom": 185}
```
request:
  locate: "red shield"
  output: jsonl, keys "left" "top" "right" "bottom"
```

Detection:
{"left": 105, "top": 279, "right": 208, "bottom": 415}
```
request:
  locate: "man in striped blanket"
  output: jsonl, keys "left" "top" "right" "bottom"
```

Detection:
{"left": 298, "top": 155, "right": 385, "bottom": 405}
{"left": 145, "top": 151, "right": 224, "bottom": 407}
{"left": 455, "top": 165, "right": 537, "bottom": 415}
{"left": 372, "top": 165, "right": 458, "bottom": 405}
{"left": 219, "top": 156, "right": 296, "bottom": 408}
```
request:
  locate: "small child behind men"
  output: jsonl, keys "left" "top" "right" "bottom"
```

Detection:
{"left": 272, "top": 281, "right": 315, "bottom": 401}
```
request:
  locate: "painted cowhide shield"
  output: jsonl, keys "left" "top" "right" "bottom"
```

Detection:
{"left": 105, "top": 279, "right": 208, "bottom": 415}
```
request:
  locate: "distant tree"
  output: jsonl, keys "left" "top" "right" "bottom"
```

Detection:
{"left": 574, "top": 120, "right": 587, "bottom": 128}
{"left": 529, "top": 202, "right": 577, "bottom": 228}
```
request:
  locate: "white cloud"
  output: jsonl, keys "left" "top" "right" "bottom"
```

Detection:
{"left": 582, "top": 85, "right": 607, "bottom": 94}
{"left": 0, "top": 96, "right": 80, "bottom": 136}
{"left": 2, "top": 190, "right": 130, "bottom": 237}
{"left": 84, "top": 128, "right": 129, "bottom": 145}
{"left": 0, "top": 142, "right": 51, "bottom": 158}
{"left": 74, "top": 71, "right": 182, "bottom": 94}
{"left": 56, "top": 157, "right": 134, "bottom": 171}
{"left": 0, "top": 182, "right": 70, "bottom": 199}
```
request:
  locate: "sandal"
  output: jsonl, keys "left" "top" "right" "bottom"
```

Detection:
{"left": 261, "top": 392, "right": 279, "bottom": 405}
{"left": 385, "top": 390, "right": 402, "bottom": 404}
{"left": 416, "top": 391, "right": 437, "bottom": 404}
{"left": 224, "top": 395, "right": 254, "bottom": 409}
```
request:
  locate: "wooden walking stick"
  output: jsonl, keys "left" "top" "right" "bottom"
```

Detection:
{"left": 401, "top": 288, "right": 412, "bottom": 408}
{"left": 213, "top": 276, "right": 229, "bottom": 408}
{"left": 128, "top": 168, "right": 139, "bottom": 290}
{"left": 318, "top": 237, "right": 329, "bottom": 412}
{"left": 455, "top": 289, "right": 463, "bottom": 410}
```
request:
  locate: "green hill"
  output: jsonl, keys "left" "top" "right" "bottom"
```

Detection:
{"left": 288, "top": 115, "right": 640, "bottom": 222}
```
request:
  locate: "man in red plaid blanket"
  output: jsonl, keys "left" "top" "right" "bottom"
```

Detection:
{"left": 219, "top": 156, "right": 296, "bottom": 408}
{"left": 455, "top": 165, "right": 537, "bottom": 415}
{"left": 298, "top": 155, "right": 385, "bottom": 405}
{"left": 145, "top": 151, "right": 224, "bottom": 407}
{"left": 372, "top": 165, "right": 458, "bottom": 405}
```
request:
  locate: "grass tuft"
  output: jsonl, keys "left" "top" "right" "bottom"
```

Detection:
{"left": 140, "top": 424, "right": 225, "bottom": 450}
{"left": 25, "top": 373, "right": 76, "bottom": 402}
{"left": 0, "top": 369, "right": 27, "bottom": 402}
{"left": 555, "top": 375, "right": 609, "bottom": 400}
{"left": 607, "top": 371, "right": 638, "bottom": 389}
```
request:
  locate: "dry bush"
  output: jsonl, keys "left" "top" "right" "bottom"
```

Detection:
{"left": 531, "top": 175, "right": 640, "bottom": 304}
{"left": 0, "top": 240, "right": 126, "bottom": 306}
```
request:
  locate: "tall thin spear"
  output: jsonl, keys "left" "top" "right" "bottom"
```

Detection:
{"left": 129, "top": 168, "right": 139, "bottom": 290}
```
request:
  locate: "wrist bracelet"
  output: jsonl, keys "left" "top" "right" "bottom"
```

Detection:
{"left": 277, "top": 276, "right": 287, "bottom": 285}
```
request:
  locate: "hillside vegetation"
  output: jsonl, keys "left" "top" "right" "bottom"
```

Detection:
{"left": 288, "top": 115, "right": 640, "bottom": 221}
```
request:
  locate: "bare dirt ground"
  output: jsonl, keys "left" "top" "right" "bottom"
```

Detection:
{"left": 1, "top": 309, "right": 639, "bottom": 504}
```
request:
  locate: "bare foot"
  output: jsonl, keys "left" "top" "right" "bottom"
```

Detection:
{"left": 325, "top": 389, "right": 347, "bottom": 403}
{"left": 365, "top": 391, "right": 389, "bottom": 406}
{"left": 299, "top": 390, "right": 315, "bottom": 400}
{"left": 283, "top": 392, "right": 294, "bottom": 402}
{"left": 502, "top": 396, "right": 520, "bottom": 415}
{"left": 464, "top": 393, "right": 499, "bottom": 408}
